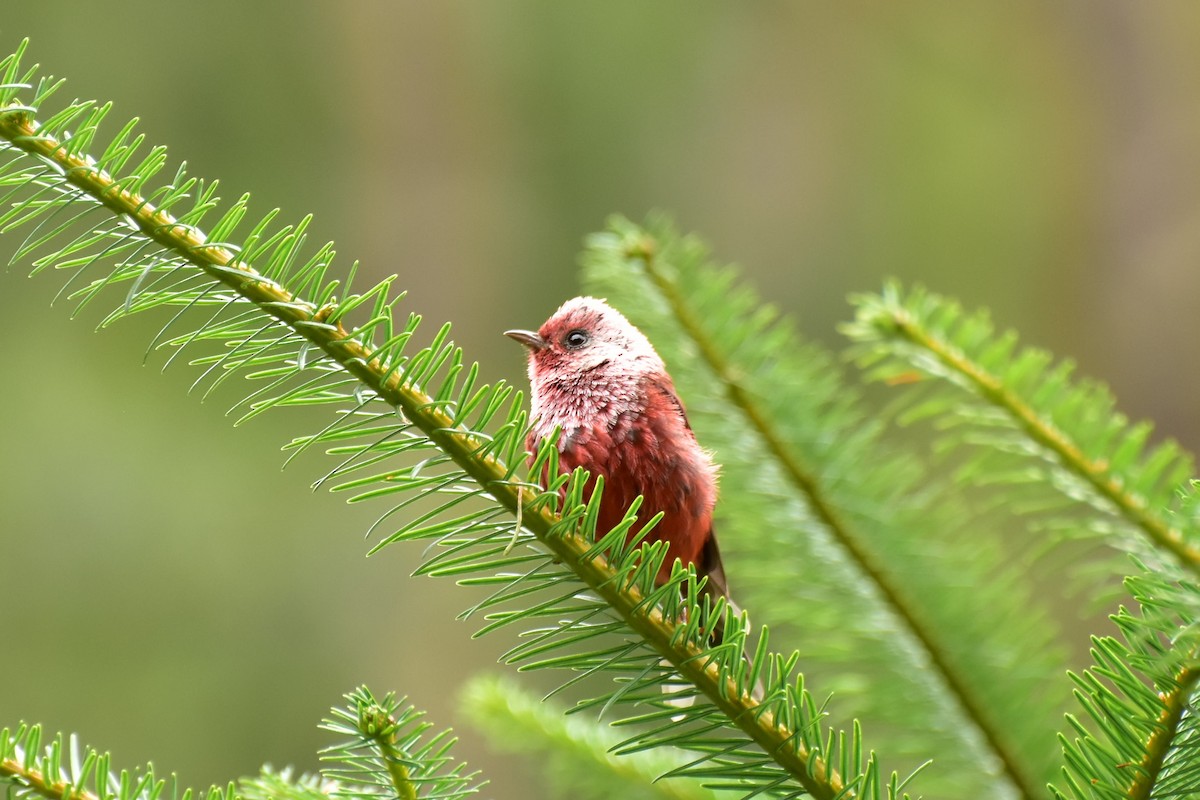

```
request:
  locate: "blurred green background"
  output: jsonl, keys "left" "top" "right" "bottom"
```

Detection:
{"left": 2, "top": 4, "right": 1198, "bottom": 798}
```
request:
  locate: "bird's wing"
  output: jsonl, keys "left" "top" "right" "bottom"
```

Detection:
{"left": 643, "top": 372, "right": 694, "bottom": 430}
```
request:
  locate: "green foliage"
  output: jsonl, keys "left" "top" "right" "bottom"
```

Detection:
{"left": 1052, "top": 568, "right": 1200, "bottom": 799}
{"left": 4, "top": 35, "right": 1200, "bottom": 800}
{"left": 843, "top": 282, "right": 1199, "bottom": 580}
{"left": 841, "top": 283, "right": 1200, "bottom": 798}
{"left": 1, "top": 723, "right": 223, "bottom": 800}
{"left": 460, "top": 674, "right": 722, "bottom": 800}
{"left": 237, "top": 769, "right": 336, "bottom": 800}
{"left": 0, "top": 39, "right": 912, "bottom": 800}
{"left": 0, "top": 688, "right": 474, "bottom": 800}
{"left": 321, "top": 687, "right": 482, "bottom": 800}
{"left": 582, "top": 215, "right": 1066, "bottom": 798}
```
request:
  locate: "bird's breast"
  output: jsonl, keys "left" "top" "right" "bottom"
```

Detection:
{"left": 527, "top": 395, "right": 716, "bottom": 581}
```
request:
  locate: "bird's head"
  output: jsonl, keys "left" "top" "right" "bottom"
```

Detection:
{"left": 505, "top": 296, "right": 664, "bottom": 391}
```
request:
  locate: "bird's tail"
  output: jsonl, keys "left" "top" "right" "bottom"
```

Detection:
{"left": 698, "top": 531, "right": 731, "bottom": 644}
{"left": 661, "top": 532, "right": 763, "bottom": 710}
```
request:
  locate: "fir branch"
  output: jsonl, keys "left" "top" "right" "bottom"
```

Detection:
{"left": 1, "top": 696, "right": 462, "bottom": 800}
{"left": 844, "top": 283, "right": 1199, "bottom": 576}
{"left": 1054, "top": 569, "right": 1200, "bottom": 799}
{"left": 237, "top": 769, "right": 337, "bottom": 800}
{"left": 361, "top": 705, "right": 420, "bottom": 800}
{"left": 0, "top": 737, "right": 97, "bottom": 800}
{"left": 320, "top": 687, "right": 480, "bottom": 800}
{"left": 0, "top": 40, "right": 909, "bottom": 800}
{"left": 613, "top": 226, "right": 1036, "bottom": 799}
{"left": 461, "top": 674, "right": 720, "bottom": 800}
{"left": 840, "top": 285, "right": 1200, "bottom": 799}
{"left": 0, "top": 724, "right": 207, "bottom": 800}
{"left": 1129, "top": 662, "right": 1199, "bottom": 799}
{"left": 581, "top": 215, "right": 1064, "bottom": 799}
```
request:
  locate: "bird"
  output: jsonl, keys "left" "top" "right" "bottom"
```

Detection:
{"left": 505, "top": 296, "right": 731, "bottom": 637}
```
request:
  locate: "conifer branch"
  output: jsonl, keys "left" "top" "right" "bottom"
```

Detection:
{"left": 462, "top": 675, "right": 718, "bottom": 800}
{"left": 237, "top": 769, "right": 336, "bottom": 800}
{"left": 0, "top": 55, "right": 880, "bottom": 799}
{"left": 0, "top": 750, "right": 97, "bottom": 800}
{"left": 2, "top": 693, "right": 464, "bottom": 800}
{"left": 1, "top": 725, "right": 197, "bottom": 800}
{"left": 849, "top": 289, "right": 1200, "bottom": 576}
{"left": 1129, "top": 664, "right": 1200, "bottom": 799}
{"left": 619, "top": 233, "right": 1040, "bottom": 800}
{"left": 354, "top": 702, "right": 420, "bottom": 800}
{"left": 1053, "top": 570, "right": 1200, "bottom": 799}
{"left": 8, "top": 36, "right": 1200, "bottom": 799}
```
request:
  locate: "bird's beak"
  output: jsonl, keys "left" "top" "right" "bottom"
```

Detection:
{"left": 504, "top": 329, "right": 548, "bottom": 350}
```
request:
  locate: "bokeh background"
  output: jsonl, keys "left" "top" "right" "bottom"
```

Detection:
{"left": 2, "top": 4, "right": 1198, "bottom": 798}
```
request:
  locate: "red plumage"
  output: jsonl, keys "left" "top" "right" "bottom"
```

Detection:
{"left": 505, "top": 297, "right": 728, "bottom": 600}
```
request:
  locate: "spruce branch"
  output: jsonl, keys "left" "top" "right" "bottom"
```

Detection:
{"left": 841, "top": 284, "right": 1200, "bottom": 798}
{"left": 844, "top": 283, "right": 1199, "bottom": 577}
{"left": 581, "top": 215, "right": 1064, "bottom": 799}
{"left": 237, "top": 769, "right": 337, "bottom": 800}
{"left": 0, "top": 724, "right": 206, "bottom": 800}
{"left": 321, "top": 687, "right": 479, "bottom": 800}
{"left": 0, "top": 40, "right": 911, "bottom": 799}
{"left": 359, "top": 707, "right": 420, "bottom": 800}
{"left": 1127, "top": 663, "right": 1198, "bottom": 799}
{"left": 1, "top": 691, "right": 467, "bottom": 800}
{"left": 1054, "top": 569, "right": 1200, "bottom": 799}
{"left": 461, "top": 675, "right": 719, "bottom": 800}
{"left": 609, "top": 226, "right": 1037, "bottom": 800}
{"left": 0, "top": 733, "right": 97, "bottom": 800}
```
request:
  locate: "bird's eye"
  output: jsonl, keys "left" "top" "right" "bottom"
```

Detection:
{"left": 563, "top": 329, "right": 590, "bottom": 349}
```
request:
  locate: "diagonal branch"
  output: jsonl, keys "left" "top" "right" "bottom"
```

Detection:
{"left": 0, "top": 754, "right": 97, "bottom": 800}
{"left": 1129, "top": 664, "right": 1200, "bottom": 800}
{"left": 0, "top": 105, "right": 854, "bottom": 800}
{"left": 879, "top": 303, "right": 1200, "bottom": 576}
{"left": 621, "top": 234, "right": 1041, "bottom": 800}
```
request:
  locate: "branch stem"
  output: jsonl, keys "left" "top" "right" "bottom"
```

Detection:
{"left": 883, "top": 306, "right": 1200, "bottom": 575}
{"left": 0, "top": 105, "right": 846, "bottom": 800}
{"left": 1128, "top": 664, "right": 1200, "bottom": 799}
{"left": 358, "top": 704, "right": 419, "bottom": 800}
{"left": 624, "top": 235, "right": 1039, "bottom": 800}
{"left": 0, "top": 756, "right": 96, "bottom": 800}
